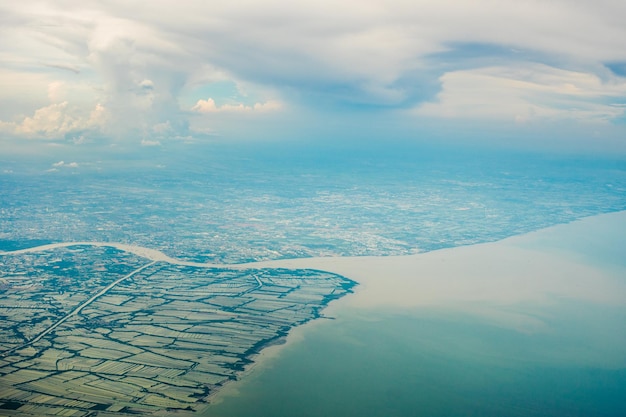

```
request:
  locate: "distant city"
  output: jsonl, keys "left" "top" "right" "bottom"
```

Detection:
{"left": 2, "top": 148, "right": 624, "bottom": 263}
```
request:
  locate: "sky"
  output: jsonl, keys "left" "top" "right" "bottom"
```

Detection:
{"left": 1, "top": 0, "right": 626, "bottom": 156}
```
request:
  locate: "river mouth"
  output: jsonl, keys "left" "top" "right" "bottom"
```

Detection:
{"left": 202, "top": 212, "right": 626, "bottom": 417}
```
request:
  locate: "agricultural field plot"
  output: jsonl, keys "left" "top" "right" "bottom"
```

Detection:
{"left": 0, "top": 247, "right": 146, "bottom": 352}
{"left": 0, "top": 246, "right": 355, "bottom": 416}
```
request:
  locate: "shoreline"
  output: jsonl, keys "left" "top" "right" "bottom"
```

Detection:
{"left": 200, "top": 210, "right": 626, "bottom": 413}
{"left": 0, "top": 241, "right": 359, "bottom": 415}
{"left": 2, "top": 211, "right": 625, "bottom": 330}
{"left": 2, "top": 211, "right": 625, "bottom": 413}
{"left": 2, "top": 210, "right": 625, "bottom": 320}
{"left": 197, "top": 310, "right": 342, "bottom": 410}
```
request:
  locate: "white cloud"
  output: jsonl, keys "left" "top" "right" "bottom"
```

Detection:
{"left": 1, "top": 0, "right": 625, "bottom": 146}
{"left": 191, "top": 98, "right": 228, "bottom": 113}
{"left": 0, "top": 101, "right": 108, "bottom": 139}
{"left": 141, "top": 0, "right": 626, "bottom": 107}
{"left": 47, "top": 81, "right": 65, "bottom": 102}
{"left": 0, "top": 69, "right": 54, "bottom": 118}
{"left": 253, "top": 100, "right": 283, "bottom": 111}
{"left": 141, "top": 138, "right": 161, "bottom": 147}
{"left": 52, "top": 161, "right": 79, "bottom": 168}
{"left": 139, "top": 79, "right": 154, "bottom": 90}
{"left": 192, "top": 98, "right": 282, "bottom": 113}
{"left": 152, "top": 120, "right": 172, "bottom": 134}
{"left": 17, "top": 102, "right": 81, "bottom": 136}
{"left": 415, "top": 64, "right": 626, "bottom": 123}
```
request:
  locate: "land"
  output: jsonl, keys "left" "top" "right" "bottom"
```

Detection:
{"left": 251, "top": 211, "right": 626, "bottom": 332}
{"left": 3, "top": 151, "right": 621, "bottom": 266}
{"left": 0, "top": 245, "right": 355, "bottom": 416}
{"left": 1, "top": 212, "right": 625, "bottom": 416}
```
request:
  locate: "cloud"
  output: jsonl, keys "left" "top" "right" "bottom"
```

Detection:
{"left": 1, "top": 0, "right": 625, "bottom": 149}
{"left": 44, "top": 63, "right": 81, "bottom": 74}
{"left": 151, "top": 120, "right": 171, "bottom": 134}
{"left": 48, "top": 81, "right": 65, "bottom": 102}
{"left": 0, "top": 101, "right": 108, "bottom": 139}
{"left": 52, "top": 161, "right": 79, "bottom": 168}
{"left": 143, "top": 0, "right": 626, "bottom": 107}
{"left": 141, "top": 138, "right": 161, "bottom": 147}
{"left": 139, "top": 79, "right": 154, "bottom": 90}
{"left": 415, "top": 64, "right": 626, "bottom": 123}
{"left": 17, "top": 102, "right": 83, "bottom": 136}
{"left": 192, "top": 98, "right": 282, "bottom": 113}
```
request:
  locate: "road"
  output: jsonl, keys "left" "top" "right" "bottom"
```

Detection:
{"left": 0, "top": 261, "right": 156, "bottom": 357}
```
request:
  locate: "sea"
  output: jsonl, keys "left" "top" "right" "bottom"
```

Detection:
{"left": 204, "top": 306, "right": 626, "bottom": 417}
{"left": 2, "top": 142, "right": 626, "bottom": 416}
{"left": 202, "top": 212, "right": 626, "bottom": 417}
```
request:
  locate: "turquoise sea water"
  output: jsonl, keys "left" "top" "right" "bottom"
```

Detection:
{"left": 202, "top": 214, "right": 626, "bottom": 417}
{"left": 203, "top": 302, "right": 626, "bottom": 417}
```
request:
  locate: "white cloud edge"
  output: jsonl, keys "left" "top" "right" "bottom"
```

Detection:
{"left": 0, "top": 101, "right": 108, "bottom": 139}
{"left": 414, "top": 64, "right": 626, "bottom": 123}
{"left": 52, "top": 161, "right": 79, "bottom": 168}
{"left": 191, "top": 98, "right": 283, "bottom": 113}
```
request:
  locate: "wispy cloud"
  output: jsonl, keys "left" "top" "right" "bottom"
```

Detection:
{"left": 44, "top": 63, "right": 81, "bottom": 74}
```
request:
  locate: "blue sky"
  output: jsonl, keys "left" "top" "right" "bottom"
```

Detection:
{"left": 1, "top": 0, "right": 625, "bottom": 155}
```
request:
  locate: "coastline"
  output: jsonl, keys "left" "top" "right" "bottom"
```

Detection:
{"left": 196, "top": 309, "right": 342, "bottom": 410}
{"left": 203, "top": 211, "right": 626, "bottom": 409}
{"left": 2, "top": 211, "right": 625, "bottom": 414}
{"left": 3, "top": 210, "right": 625, "bottom": 341}
{"left": 245, "top": 210, "right": 626, "bottom": 319}
{"left": 200, "top": 211, "right": 626, "bottom": 417}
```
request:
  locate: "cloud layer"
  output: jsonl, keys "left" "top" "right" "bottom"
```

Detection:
{"left": 416, "top": 64, "right": 626, "bottom": 123}
{"left": 1, "top": 0, "right": 625, "bottom": 149}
